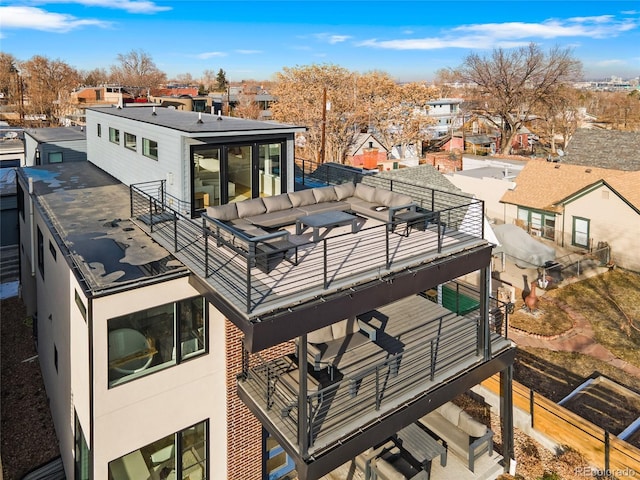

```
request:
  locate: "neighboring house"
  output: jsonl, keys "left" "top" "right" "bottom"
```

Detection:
{"left": 0, "top": 131, "right": 25, "bottom": 168}
{"left": 500, "top": 159, "right": 640, "bottom": 271}
{"left": 72, "top": 86, "right": 134, "bottom": 105}
{"left": 346, "top": 133, "right": 388, "bottom": 168}
{"left": 424, "top": 98, "right": 464, "bottom": 138}
{"left": 17, "top": 106, "right": 516, "bottom": 480}
{"left": 149, "top": 95, "right": 213, "bottom": 113}
{"left": 23, "top": 126, "right": 87, "bottom": 166}
{"left": 561, "top": 129, "right": 640, "bottom": 171}
{"left": 446, "top": 157, "right": 525, "bottom": 222}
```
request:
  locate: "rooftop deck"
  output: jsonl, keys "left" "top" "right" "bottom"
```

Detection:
{"left": 237, "top": 293, "right": 514, "bottom": 474}
{"left": 129, "top": 179, "right": 491, "bottom": 351}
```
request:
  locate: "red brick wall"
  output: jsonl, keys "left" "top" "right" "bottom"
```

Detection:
{"left": 225, "top": 320, "right": 297, "bottom": 479}
{"left": 226, "top": 320, "right": 262, "bottom": 480}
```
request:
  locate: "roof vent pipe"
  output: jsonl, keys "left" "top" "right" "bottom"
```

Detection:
{"left": 217, "top": 110, "right": 222, "bottom": 121}
{"left": 152, "top": 106, "right": 157, "bottom": 116}
{"left": 197, "top": 112, "right": 203, "bottom": 124}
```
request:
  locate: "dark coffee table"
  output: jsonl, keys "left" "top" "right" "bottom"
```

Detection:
{"left": 295, "top": 211, "right": 358, "bottom": 242}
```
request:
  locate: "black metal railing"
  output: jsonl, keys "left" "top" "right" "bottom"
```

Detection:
{"left": 240, "top": 307, "right": 512, "bottom": 455}
{"left": 130, "top": 179, "right": 486, "bottom": 315}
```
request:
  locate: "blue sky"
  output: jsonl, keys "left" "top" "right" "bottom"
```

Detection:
{"left": 1, "top": 0, "right": 639, "bottom": 82}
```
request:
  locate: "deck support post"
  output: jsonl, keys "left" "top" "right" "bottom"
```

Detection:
{"left": 500, "top": 365, "right": 515, "bottom": 474}
{"left": 298, "top": 334, "right": 309, "bottom": 458}
{"left": 479, "top": 265, "right": 491, "bottom": 361}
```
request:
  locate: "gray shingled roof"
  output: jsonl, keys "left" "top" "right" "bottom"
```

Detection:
{"left": 562, "top": 128, "right": 640, "bottom": 171}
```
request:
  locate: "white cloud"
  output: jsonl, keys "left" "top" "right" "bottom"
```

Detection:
{"left": 29, "top": 0, "right": 171, "bottom": 14}
{"left": 235, "top": 50, "right": 261, "bottom": 55}
{"left": 357, "top": 15, "right": 639, "bottom": 51}
{"left": 0, "top": 6, "right": 111, "bottom": 32}
{"left": 312, "top": 32, "right": 352, "bottom": 44}
{"left": 196, "top": 51, "right": 227, "bottom": 60}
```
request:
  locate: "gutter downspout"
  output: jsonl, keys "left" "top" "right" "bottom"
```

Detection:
{"left": 28, "top": 176, "right": 35, "bottom": 277}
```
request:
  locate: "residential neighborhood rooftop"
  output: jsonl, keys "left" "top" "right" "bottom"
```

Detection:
{"left": 87, "top": 105, "right": 305, "bottom": 135}
{"left": 562, "top": 129, "right": 640, "bottom": 171}
{"left": 20, "top": 162, "right": 188, "bottom": 293}
{"left": 24, "top": 125, "right": 86, "bottom": 143}
{"left": 500, "top": 158, "right": 640, "bottom": 212}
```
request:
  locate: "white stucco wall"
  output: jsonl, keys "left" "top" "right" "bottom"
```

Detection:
{"left": 562, "top": 185, "right": 640, "bottom": 271}
{"left": 445, "top": 173, "right": 513, "bottom": 222}
{"left": 91, "top": 278, "right": 228, "bottom": 479}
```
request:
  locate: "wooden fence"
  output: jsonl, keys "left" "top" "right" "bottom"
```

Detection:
{"left": 482, "top": 375, "right": 640, "bottom": 474}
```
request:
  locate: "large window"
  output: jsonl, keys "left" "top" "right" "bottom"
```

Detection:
{"left": 75, "top": 412, "right": 90, "bottom": 480}
{"left": 124, "top": 132, "right": 137, "bottom": 151}
{"left": 143, "top": 138, "right": 158, "bottom": 160}
{"left": 109, "top": 127, "right": 120, "bottom": 144}
{"left": 259, "top": 143, "right": 282, "bottom": 197}
{"left": 107, "top": 297, "right": 205, "bottom": 387}
{"left": 108, "top": 421, "right": 207, "bottom": 480}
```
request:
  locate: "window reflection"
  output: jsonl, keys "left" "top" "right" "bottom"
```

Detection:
{"left": 259, "top": 143, "right": 281, "bottom": 197}
{"left": 108, "top": 420, "right": 207, "bottom": 480}
{"left": 227, "top": 145, "right": 251, "bottom": 203}
{"left": 108, "top": 297, "right": 206, "bottom": 387}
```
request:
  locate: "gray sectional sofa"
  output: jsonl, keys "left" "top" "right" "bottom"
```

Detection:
{"left": 205, "top": 182, "right": 416, "bottom": 238}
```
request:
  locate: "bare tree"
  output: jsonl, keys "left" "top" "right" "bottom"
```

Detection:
{"left": 454, "top": 43, "right": 582, "bottom": 154}
{"left": 22, "top": 55, "right": 81, "bottom": 124}
{"left": 0, "top": 53, "right": 20, "bottom": 101}
{"left": 173, "top": 73, "right": 194, "bottom": 85}
{"left": 110, "top": 49, "right": 166, "bottom": 97}
{"left": 233, "top": 92, "right": 262, "bottom": 119}
{"left": 201, "top": 69, "right": 217, "bottom": 92}
{"left": 271, "top": 64, "right": 359, "bottom": 163}
{"left": 80, "top": 67, "right": 109, "bottom": 86}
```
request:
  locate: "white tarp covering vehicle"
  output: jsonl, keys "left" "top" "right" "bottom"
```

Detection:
{"left": 493, "top": 223, "right": 556, "bottom": 268}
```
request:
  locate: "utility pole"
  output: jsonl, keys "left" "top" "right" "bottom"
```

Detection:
{"left": 320, "top": 87, "right": 327, "bottom": 164}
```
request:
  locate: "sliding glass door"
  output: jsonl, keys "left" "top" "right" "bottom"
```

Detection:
{"left": 227, "top": 145, "right": 252, "bottom": 203}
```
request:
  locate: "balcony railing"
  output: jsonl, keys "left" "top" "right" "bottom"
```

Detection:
{"left": 237, "top": 293, "right": 513, "bottom": 458}
{"left": 130, "top": 179, "right": 487, "bottom": 318}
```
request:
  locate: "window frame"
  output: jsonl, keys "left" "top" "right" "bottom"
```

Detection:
{"left": 107, "top": 297, "right": 206, "bottom": 388}
{"left": 48, "top": 152, "right": 63, "bottom": 164}
{"left": 572, "top": 216, "right": 590, "bottom": 248}
{"left": 109, "top": 127, "right": 120, "bottom": 144}
{"left": 37, "top": 226, "right": 44, "bottom": 279}
{"left": 124, "top": 132, "right": 137, "bottom": 151}
{"left": 142, "top": 138, "right": 158, "bottom": 160}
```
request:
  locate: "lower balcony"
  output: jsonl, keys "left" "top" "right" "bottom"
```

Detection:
{"left": 237, "top": 293, "right": 516, "bottom": 479}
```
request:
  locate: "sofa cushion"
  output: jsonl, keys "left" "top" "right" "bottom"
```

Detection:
{"left": 458, "top": 411, "right": 488, "bottom": 438}
{"left": 297, "top": 201, "right": 351, "bottom": 216}
{"left": 374, "top": 187, "right": 395, "bottom": 206}
{"left": 236, "top": 198, "right": 267, "bottom": 218}
{"left": 331, "top": 317, "right": 359, "bottom": 338}
{"left": 207, "top": 203, "right": 238, "bottom": 221}
{"left": 388, "top": 192, "right": 413, "bottom": 207}
{"left": 313, "top": 186, "right": 338, "bottom": 203}
{"left": 263, "top": 194, "right": 293, "bottom": 213}
{"left": 334, "top": 182, "right": 356, "bottom": 200}
{"left": 437, "top": 401, "right": 462, "bottom": 425}
{"left": 288, "top": 189, "right": 317, "bottom": 207}
{"left": 355, "top": 183, "right": 377, "bottom": 203}
{"left": 308, "top": 325, "right": 334, "bottom": 344}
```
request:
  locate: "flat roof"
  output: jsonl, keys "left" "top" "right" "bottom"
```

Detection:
{"left": 87, "top": 105, "right": 306, "bottom": 135}
{"left": 24, "top": 126, "right": 86, "bottom": 143}
{"left": 20, "top": 162, "right": 188, "bottom": 294}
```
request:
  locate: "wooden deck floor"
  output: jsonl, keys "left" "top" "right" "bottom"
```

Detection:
{"left": 238, "top": 294, "right": 513, "bottom": 458}
{"left": 135, "top": 212, "right": 487, "bottom": 319}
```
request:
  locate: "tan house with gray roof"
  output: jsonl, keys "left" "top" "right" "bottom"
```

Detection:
{"left": 500, "top": 159, "right": 640, "bottom": 271}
